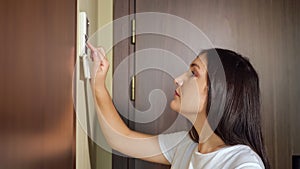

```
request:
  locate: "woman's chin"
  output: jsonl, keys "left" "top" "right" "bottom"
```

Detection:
{"left": 170, "top": 100, "right": 180, "bottom": 112}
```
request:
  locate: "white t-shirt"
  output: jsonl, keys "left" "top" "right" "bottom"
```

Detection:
{"left": 158, "top": 131, "right": 265, "bottom": 169}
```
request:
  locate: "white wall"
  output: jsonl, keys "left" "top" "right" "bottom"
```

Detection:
{"left": 76, "top": 0, "right": 113, "bottom": 169}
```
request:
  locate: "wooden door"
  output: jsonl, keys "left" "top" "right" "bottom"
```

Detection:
{"left": 113, "top": 0, "right": 300, "bottom": 169}
{"left": 0, "top": 0, "right": 76, "bottom": 169}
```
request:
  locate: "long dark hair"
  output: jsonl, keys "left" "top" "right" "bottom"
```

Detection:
{"left": 189, "top": 48, "right": 270, "bottom": 169}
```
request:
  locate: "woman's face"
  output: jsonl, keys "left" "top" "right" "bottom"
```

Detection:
{"left": 170, "top": 53, "right": 208, "bottom": 121}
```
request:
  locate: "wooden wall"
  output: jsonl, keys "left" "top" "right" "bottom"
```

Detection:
{"left": 113, "top": 0, "right": 300, "bottom": 169}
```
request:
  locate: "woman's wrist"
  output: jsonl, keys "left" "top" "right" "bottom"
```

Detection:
{"left": 94, "top": 83, "right": 107, "bottom": 94}
{"left": 94, "top": 86, "right": 111, "bottom": 109}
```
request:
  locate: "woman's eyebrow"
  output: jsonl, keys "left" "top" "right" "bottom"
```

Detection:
{"left": 190, "top": 63, "right": 200, "bottom": 69}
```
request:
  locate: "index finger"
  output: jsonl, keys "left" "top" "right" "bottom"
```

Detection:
{"left": 86, "top": 42, "right": 97, "bottom": 52}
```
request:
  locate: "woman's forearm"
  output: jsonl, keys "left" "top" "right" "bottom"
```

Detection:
{"left": 94, "top": 87, "right": 167, "bottom": 163}
{"left": 93, "top": 86, "right": 132, "bottom": 148}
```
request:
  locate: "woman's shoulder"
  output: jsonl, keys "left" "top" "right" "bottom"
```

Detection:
{"left": 158, "top": 131, "right": 197, "bottom": 164}
{"left": 158, "top": 131, "right": 195, "bottom": 147}
{"left": 220, "top": 144, "right": 265, "bottom": 168}
{"left": 159, "top": 131, "right": 197, "bottom": 156}
{"left": 227, "top": 145, "right": 262, "bottom": 160}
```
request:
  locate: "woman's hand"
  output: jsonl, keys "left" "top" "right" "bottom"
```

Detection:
{"left": 86, "top": 42, "right": 110, "bottom": 90}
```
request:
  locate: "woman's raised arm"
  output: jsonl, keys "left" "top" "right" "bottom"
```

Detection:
{"left": 86, "top": 43, "right": 169, "bottom": 165}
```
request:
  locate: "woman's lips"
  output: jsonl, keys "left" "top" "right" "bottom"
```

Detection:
{"left": 175, "top": 90, "right": 180, "bottom": 97}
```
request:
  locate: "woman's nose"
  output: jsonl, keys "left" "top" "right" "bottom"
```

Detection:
{"left": 174, "top": 77, "right": 183, "bottom": 87}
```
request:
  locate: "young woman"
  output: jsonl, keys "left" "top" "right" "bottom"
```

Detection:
{"left": 87, "top": 43, "right": 270, "bottom": 169}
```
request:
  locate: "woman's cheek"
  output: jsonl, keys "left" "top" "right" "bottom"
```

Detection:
{"left": 180, "top": 80, "right": 201, "bottom": 115}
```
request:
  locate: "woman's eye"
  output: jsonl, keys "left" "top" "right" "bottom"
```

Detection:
{"left": 191, "top": 71, "right": 196, "bottom": 77}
